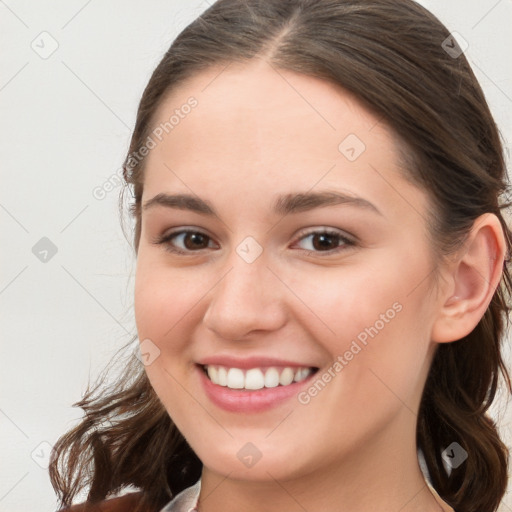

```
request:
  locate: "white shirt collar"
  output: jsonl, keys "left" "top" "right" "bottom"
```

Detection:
{"left": 159, "top": 478, "right": 201, "bottom": 512}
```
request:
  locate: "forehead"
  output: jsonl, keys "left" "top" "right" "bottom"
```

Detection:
{"left": 142, "top": 59, "right": 426, "bottom": 222}
{"left": 149, "top": 59, "right": 390, "bottom": 161}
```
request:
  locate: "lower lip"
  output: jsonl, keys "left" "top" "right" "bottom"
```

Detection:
{"left": 197, "top": 365, "right": 316, "bottom": 413}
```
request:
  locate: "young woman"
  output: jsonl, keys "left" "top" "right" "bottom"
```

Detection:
{"left": 49, "top": 1, "right": 512, "bottom": 511}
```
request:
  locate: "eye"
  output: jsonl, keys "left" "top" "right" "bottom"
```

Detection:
{"left": 293, "top": 228, "right": 355, "bottom": 254}
{"left": 153, "top": 227, "right": 355, "bottom": 256}
{"left": 153, "top": 229, "right": 217, "bottom": 254}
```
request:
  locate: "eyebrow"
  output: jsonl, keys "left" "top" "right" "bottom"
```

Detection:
{"left": 142, "top": 190, "right": 382, "bottom": 217}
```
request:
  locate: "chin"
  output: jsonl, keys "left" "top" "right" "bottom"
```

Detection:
{"left": 194, "top": 437, "right": 316, "bottom": 482}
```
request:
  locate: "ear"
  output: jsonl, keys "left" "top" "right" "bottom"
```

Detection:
{"left": 431, "top": 213, "right": 507, "bottom": 343}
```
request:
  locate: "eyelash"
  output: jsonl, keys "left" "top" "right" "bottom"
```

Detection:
{"left": 152, "top": 228, "right": 356, "bottom": 256}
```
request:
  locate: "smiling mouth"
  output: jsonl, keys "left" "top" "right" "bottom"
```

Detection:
{"left": 200, "top": 364, "right": 319, "bottom": 391}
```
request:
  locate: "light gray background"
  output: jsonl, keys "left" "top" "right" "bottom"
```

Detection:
{"left": 1, "top": 1, "right": 511, "bottom": 510}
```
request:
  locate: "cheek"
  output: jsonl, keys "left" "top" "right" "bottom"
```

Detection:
{"left": 133, "top": 257, "right": 201, "bottom": 424}
{"left": 282, "top": 257, "right": 409, "bottom": 349}
{"left": 285, "top": 254, "right": 433, "bottom": 400}
{"left": 133, "top": 254, "right": 213, "bottom": 399}
{"left": 134, "top": 255, "right": 202, "bottom": 344}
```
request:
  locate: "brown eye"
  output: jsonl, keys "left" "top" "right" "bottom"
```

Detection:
{"left": 154, "top": 229, "right": 217, "bottom": 254}
{"left": 295, "top": 229, "right": 355, "bottom": 254}
{"left": 311, "top": 233, "right": 339, "bottom": 251}
{"left": 181, "top": 232, "right": 210, "bottom": 250}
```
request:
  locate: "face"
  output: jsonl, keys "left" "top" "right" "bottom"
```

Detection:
{"left": 134, "top": 59, "right": 443, "bottom": 482}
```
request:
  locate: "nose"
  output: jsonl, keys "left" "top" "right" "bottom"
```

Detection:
{"left": 202, "top": 251, "right": 288, "bottom": 341}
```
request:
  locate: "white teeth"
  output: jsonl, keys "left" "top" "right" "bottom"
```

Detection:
{"left": 207, "top": 365, "right": 218, "bottom": 382}
{"left": 294, "top": 368, "right": 309, "bottom": 382}
{"left": 217, "top": 366, "right": 228, "bottom": 386}
{"left": 264, "top": 367, "right": 280, "bottom": 388}
{"left": 227, "top": 368, "right": 245, "bottom": 389}
{"left": 279, "top": 367, "right": 295, "bottom": 386}
{"left": 245, "top": 368, "right": 265, "bottom": 390}
{"left": 204, "top": 365, "right": 314, "bottom": 390}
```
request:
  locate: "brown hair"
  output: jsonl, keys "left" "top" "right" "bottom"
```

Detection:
{"left": 49, "top": 1, "right": 512, "bottom": 511}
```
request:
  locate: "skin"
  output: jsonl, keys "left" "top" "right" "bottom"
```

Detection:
{"left": 134, "top": 58, "right": 505, "bottom": 512}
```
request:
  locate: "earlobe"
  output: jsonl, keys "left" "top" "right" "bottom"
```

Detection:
{"left": 431, "top": 213, "right": 506, "bottom": 344}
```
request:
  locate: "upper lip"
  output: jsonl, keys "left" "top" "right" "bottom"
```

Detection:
{"left": 197, "top": 355, "right": 318, "bottom": 369}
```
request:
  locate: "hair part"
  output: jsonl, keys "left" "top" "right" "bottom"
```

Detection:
{"left": 50, "top": 1, "right": 512, "bottom": 511}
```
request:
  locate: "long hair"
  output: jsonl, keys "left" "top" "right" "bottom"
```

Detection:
{"left": 49, "top": 1, "right": 512, "bottom": 511}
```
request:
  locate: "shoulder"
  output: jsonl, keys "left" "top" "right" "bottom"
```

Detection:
{"left": 57, "top": 492, "right": 149, "bottom": 512}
